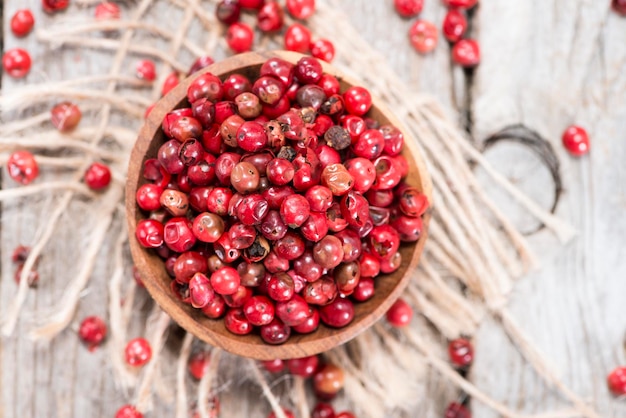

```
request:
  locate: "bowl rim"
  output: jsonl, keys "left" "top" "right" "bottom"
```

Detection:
{"left": 126, "top": 50, "right": 433, "bottom": 360}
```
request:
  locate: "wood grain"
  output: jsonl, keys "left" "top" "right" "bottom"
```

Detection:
{"left": 470, "top": 1, "right": 626, "bottom": 416}
{"left": 127, "top": 50, "right": 432, "bottom": 360}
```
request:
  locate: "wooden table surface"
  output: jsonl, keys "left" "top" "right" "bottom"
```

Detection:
{"left": 2, "top": 1, "right": 626, "bottom": 417}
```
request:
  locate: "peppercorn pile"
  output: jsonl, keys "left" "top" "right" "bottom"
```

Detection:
{"left": 134, "top": 54, "right": 429, "bottom": 345}
{"left": 0, "top": 1, "right": 605, "bottom": 418}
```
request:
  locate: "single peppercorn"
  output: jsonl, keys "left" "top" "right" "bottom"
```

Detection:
{"left": 285, "top": 23, "right": 312, "bottom": 53}
{"left": 11, "top": 9, "right": 35, "bottom": 37}
{"left": 310, "top": 39, "right": 335, "bottom": 62}
{"left": 613, "top": 0, "right": 626, "bottom": 15}
{"left": 448, "top": 337, "right": 474, "bottom": 368}
{"left": 7, "top": 150, "right": 39, "bottom": 185}
{"left": 3, "top": 48, "right": 32, "bottom": 78}
{"left": 313, "top": 363, "right": 345, "bottom": 399}
{"left": 51, "top": 102, "right": 82, "bottom": 132}
{"left": 394, "top": 0, "right": 423, "bottom": 18}
{"left": 386, "top": 298, "right": 413, "bottom": 327}
{"left": 124, "top": 337, "right": 152, "bottom": 367}
{"left": 84, "top": 162, "right": 112, "bottom": 190}
{"left": 136, "top": 59, "right": 156, "bottom": 81}
{"left": 226, "top": 22, "right": 254, "bottom": 53}
{"left": 443, "top": 0, "right": 478, "bottom": 9}
{"left": 442, "top": 9, "right": 468, "bottom": 43}
{"left": 78, "top": 316, "right": 107, "bottom": 350}
{"left": 286, "top": 0, "right": 316, "bottom": 20}
{"left": 162, "top": 72, "right": 180, "bottom": 96}
{"left": 42, "top": 0, "right": 69, "bottom": 14}
{"left": 561, "top": 125, "right": 590, "bottom": 156}
{"left": 452, "top": 39, "right": 480, "bottom": 67}
{"left": 95, "top": 2, "right": 121, "bottom": 19}
{"left": 115, "top": 405, "right": 143, "bottom": 418}
{"left": 188, "top": 350, "right": 211, "bottom": 380}
{"left": 607, "top": 366, "right": 626, "bottom": 396}
{"left": 409, "top": 20, "right": 438, "bottom": 54}
{"left": 445, "top": 402, "right": 471, "bottom": 418}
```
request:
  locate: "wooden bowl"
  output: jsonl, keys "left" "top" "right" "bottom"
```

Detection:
{"left": 126, "top": 51, "right": 432, "bottom": 360}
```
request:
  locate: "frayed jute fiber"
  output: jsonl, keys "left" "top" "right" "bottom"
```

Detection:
{"left": 0, "top": 0, "right": 597, "bottom": 417}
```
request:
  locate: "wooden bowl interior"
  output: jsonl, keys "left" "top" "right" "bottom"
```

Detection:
{"left": 126, "top": 51, "right": 432, "bottom": 360}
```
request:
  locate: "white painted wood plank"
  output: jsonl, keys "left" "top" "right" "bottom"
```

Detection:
{"left": 471, "top": 1, "right": 626, "bottom": 416}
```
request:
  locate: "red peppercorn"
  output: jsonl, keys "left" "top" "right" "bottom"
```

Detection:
{"left": 343, "top": 86, "right": 372, "bottom": 116}
{"left": 216, "top": 0, "right": 241, "bottom": 24}
{"left": 12, "top": 245, "right": 32, "bottom": 264}
{"left": 260, "top": 317, "right": 291, "bottom": 344}
{"left": 210, "top": 266, "right": 241, "bottom": 295}
{"left": 202, "top": 295, "right": 227, "bottom": 319}
{"left": 243, "top": 295, "right": 275, "bottom": 326}
{"left": 276, "top": 294, "right": 310, "bottom": 326}
{"left": 162, "top": 72, "right": 180, "bottom": 96}
{"left": 268, "top": 409, "right": 295, "bottom": 418}
{"left": 136, "top": 59, "right": 156, "bottom": 82}
{"left": 292, "top": 306, "right": 320, "bottom": 333}
{"left": 313, "top": 363, "right": 345, "bottom": 400}
{"left": 164, "top": 217, "right": 196, "bottom": 252}
{"left": 368, "top": 224, "right": 400, "bottom": 260}
{"left": 409, "top": 20, "right": 438, "bottom": 54}
{"left": 608, "top": 366, "right": 626, "bottom": 395}
{"left": 319, "top": 297, "right": 354, "bottom": 328}
{"left": 262, "top": 358, "right": 285, "bottom": 373}
{"left": 227, "top": 22, "right": 255, "bottom": 53}
{"left": 188, "top": 350, "right": 210, "bottom": 380}
{"left": 445, "top": 402, "right": 471, "bottom": 418}
{"left": 135, "top": 219, "right": 164, "bottom": 248}
{"left": 11, "top": 9, "right": 35, "bottom": 37}
{"left": 115, "top": 405, "right": 143, "bottom": 418}
{"left": 42, "top": 0, "right": 69, "bottom": 13}
{"left": 189, "top": 273, "right": 215, "bottom": 308}
{"left": 613, "top": 0, "right": 626, "bottom": 15}
{"left": 3, "top": 48, "right": 32, "bottom": 78}
{"left": 561, "top": 125, "right": 590, "bottom": 156}
{"left": 124, "top": 337, "right": 152, "bottom": 367}
{"left": 78, "top": 316, "right": 107, "bottom": 350}
{"left": 280, "top": 194, "right": 310, "bottom": 228}
{"left": 359, "top": 252, "right": 381, "bottom": 277}
{"left": 386, "top": 298, "right": 412, "bottom": 326}
{"left": 452, "top": 39, "right": 480, "bottom": 67}
{"left": 224, "top": 307, "right": 254, "bottom": 335}
{"left": 448, "top": 337, "right": 474, "bottom": 367}
{"left": 257, "top": 2, "right": 284, "bottom": 32}
{"left": 442, "top": 9, "right": 468, "bottom": 43}
{"left": 239, "top": 0, "right": 265, "bottom": 9}
{"left": 7, "top": 150, "right": 39, "bottom": 185}
{"left": 284, "top": 23, "right": 312, "bottom": 53}
{"left": 51, "top": 102, "right": 82, "bottom": 132}
{"left": 95, "top": 2, "right": 121, "bottom": 19}
{"left": 442, "top": 0, "right": 478, "bottom": 9}
{"left": 223, "top": 285, "right": 254, "bottom": 307}
{"left": 394, "top": 0, "right": 423, "bottom": 18}
{"left": 286, "top": 0, "right": 316, "bottom": 19}
{"left": 336, "top": 413, "right": 356, "bottom": 418}
{"left": 84, "top": 162, "right": 112, "bottom": 190}
{"left": 312, "top": 403, "right": 335, "bottom": 418}
{"left": 287, "top": 355, "right": 319, "bottom": 377}
{"left": 310, "top": 39, "right": 335, "bottom": 63}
